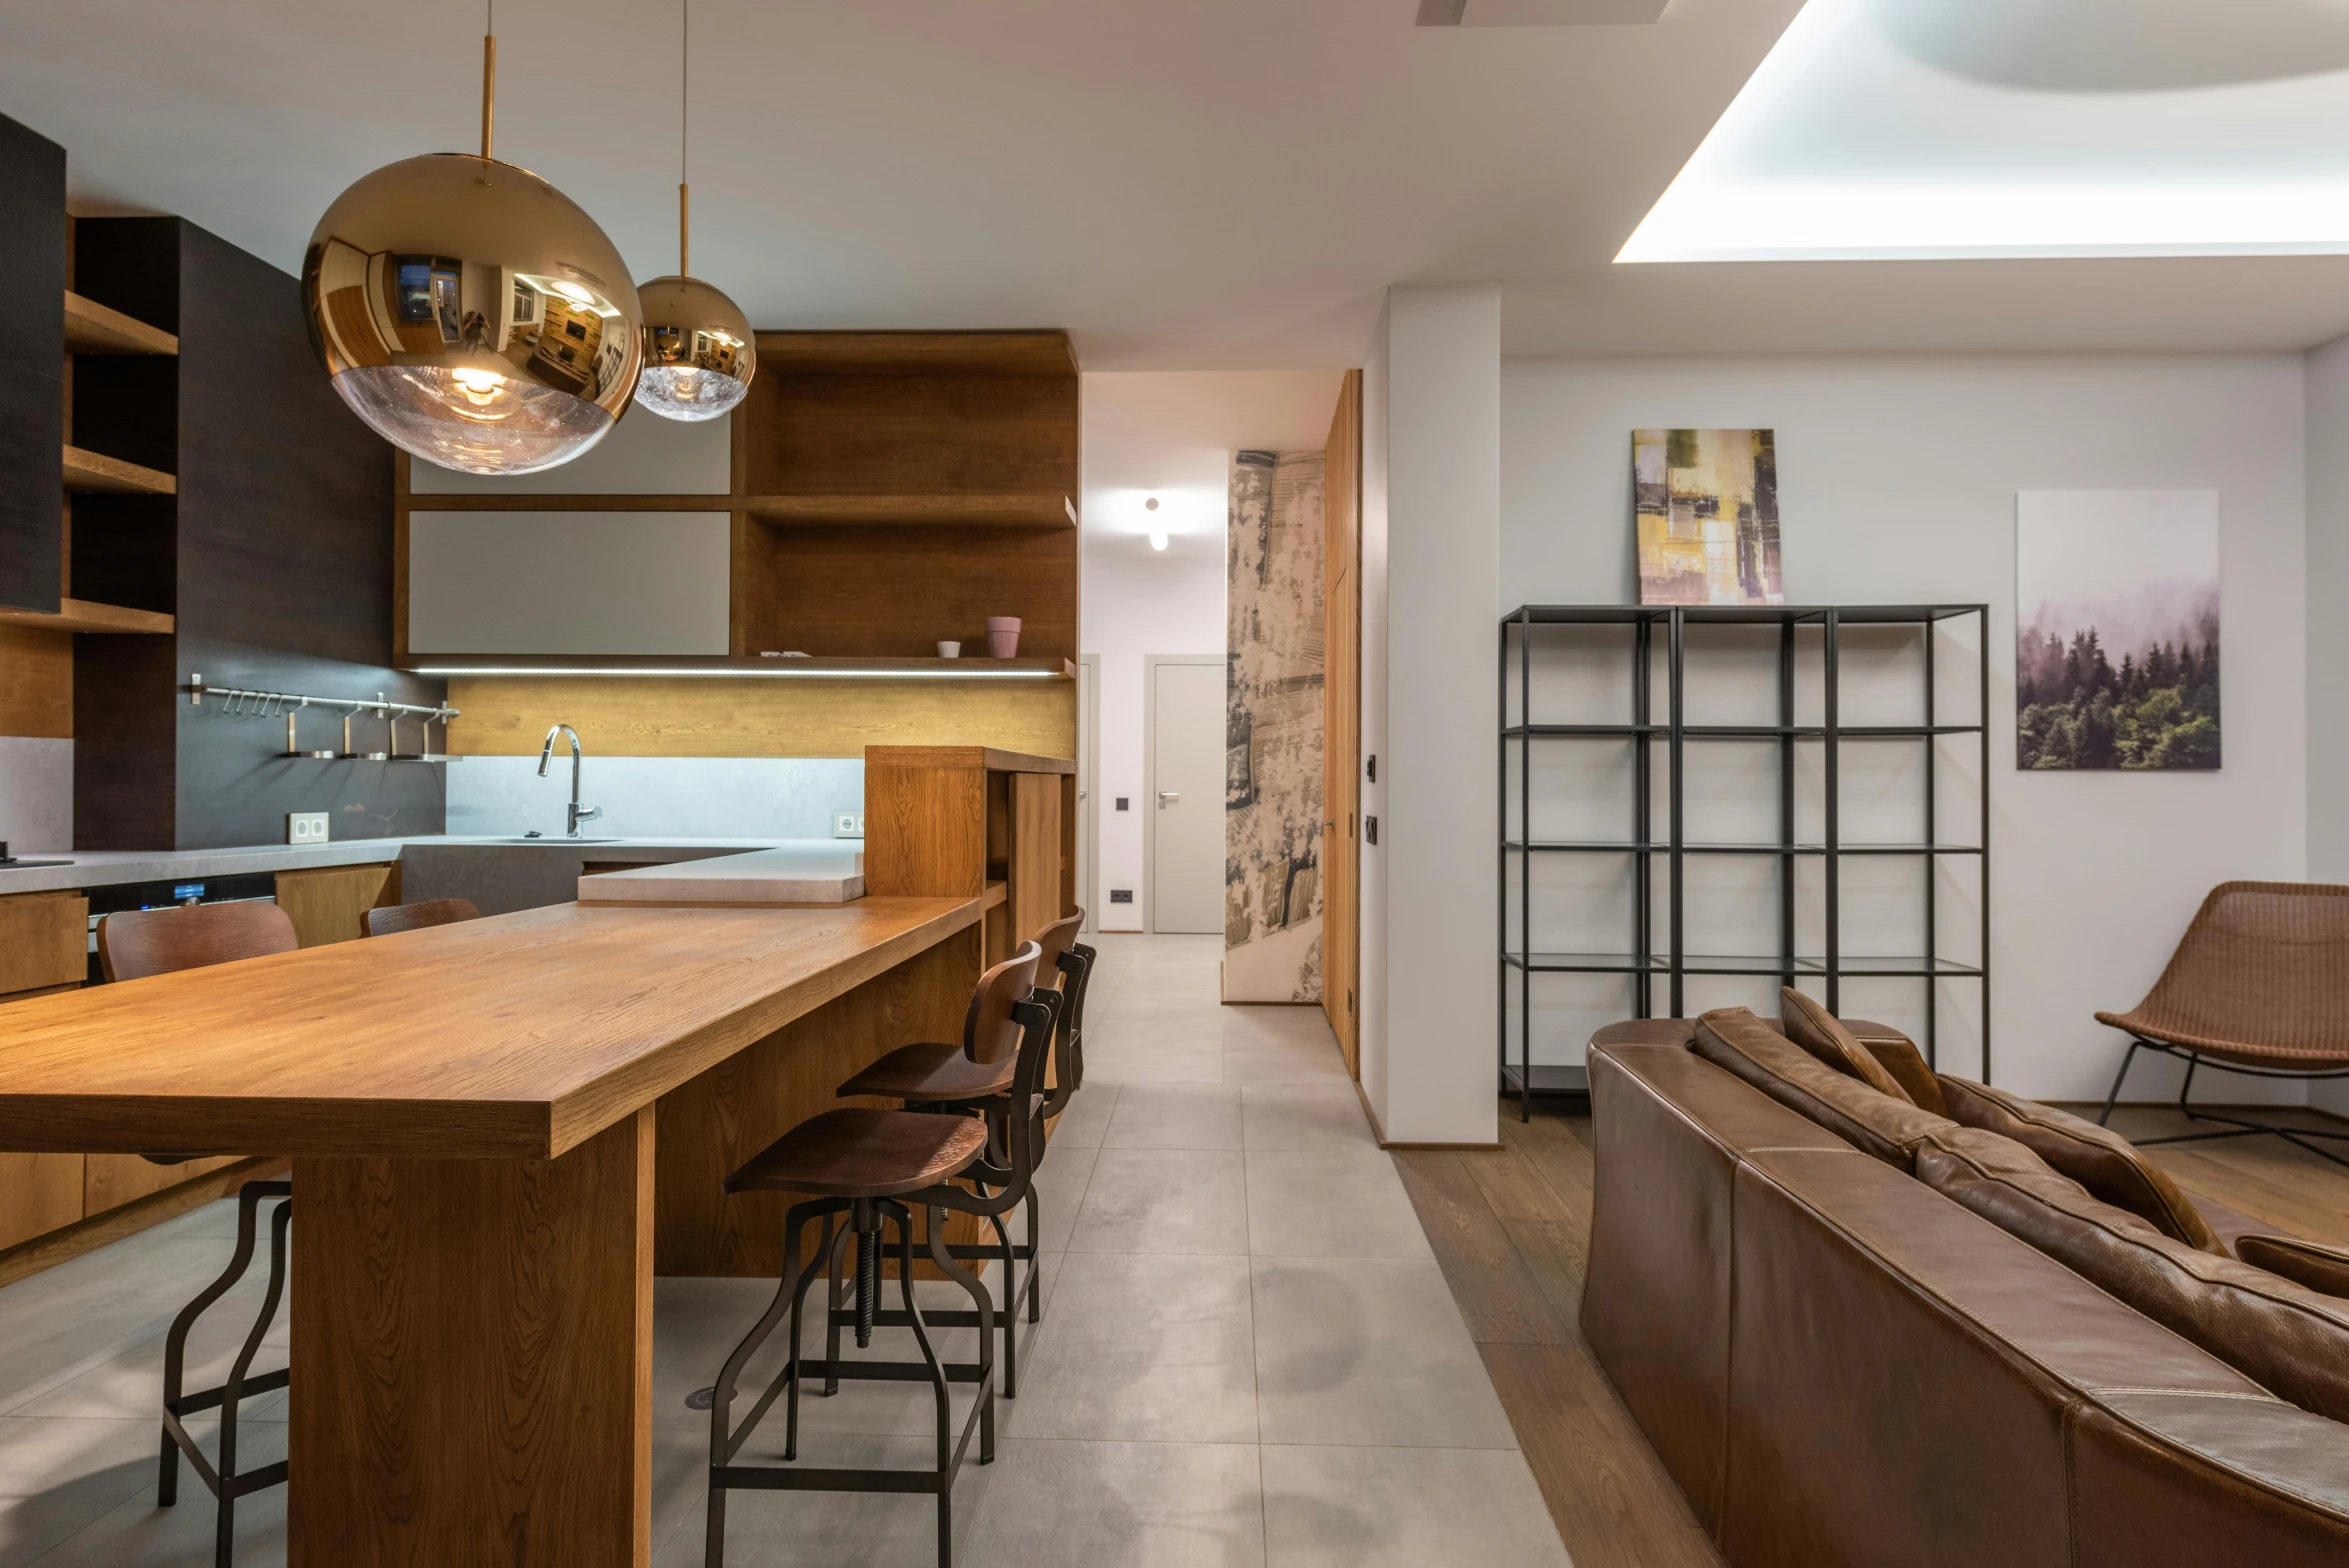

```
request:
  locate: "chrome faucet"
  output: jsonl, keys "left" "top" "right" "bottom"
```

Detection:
{"left": 537, "top": 723, "right": 602, "bottom": 838}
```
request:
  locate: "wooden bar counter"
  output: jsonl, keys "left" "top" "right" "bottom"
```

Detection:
{"left": 0, "top": 894, "right": 986, "bottom": 1567}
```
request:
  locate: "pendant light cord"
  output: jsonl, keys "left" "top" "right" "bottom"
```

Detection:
{"left": 679, "top": 0, "right": 691, "bottom": 276}
{"left": 480, "top": 0, "right": 497, "bottom": 161}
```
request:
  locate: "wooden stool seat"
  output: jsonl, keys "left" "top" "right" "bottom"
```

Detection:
{"left": 726, "top": 1109, "right": 987, "bottom": 1199}
{"left": 837, "top": 1041, "right": 1015, "bottom": 1104}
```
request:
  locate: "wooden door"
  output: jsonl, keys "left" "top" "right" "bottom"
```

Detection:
{"left": 1322, "top": 371, "right": 1362, "bottom": 1074}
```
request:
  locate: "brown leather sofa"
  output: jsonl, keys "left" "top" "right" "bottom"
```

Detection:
{"left": 1581, "top": 1020, "right": 2349, "bottom": 1568}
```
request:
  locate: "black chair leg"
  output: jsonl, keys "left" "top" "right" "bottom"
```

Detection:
{"left": 159, "top": 1179, "right": 293, "bottom": 1568}
{"left": 1023, "top": 1189, "right": 1042, "bottom": 1325}
{"left": 2096, "top": 1041, "right": 2141, "bottom": 1126}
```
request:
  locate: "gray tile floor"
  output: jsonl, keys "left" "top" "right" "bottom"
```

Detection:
{"left": 0, "top": 932, "right": 1570, "bottom": 1566}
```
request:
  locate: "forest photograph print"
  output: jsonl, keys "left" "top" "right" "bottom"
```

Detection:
{"left": 1634, "top": 428, "right": 1783, "bottom": 605}
{"left": 2015, "top": 490, "right": 2219, "bottom": 771}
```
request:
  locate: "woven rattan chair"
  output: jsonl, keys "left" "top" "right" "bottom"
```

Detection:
{"left": 2095, "top": 880, "right": 2349, "bottom": 1168}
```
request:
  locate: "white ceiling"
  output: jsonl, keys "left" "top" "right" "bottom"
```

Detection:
{"left": 1082, "top": 371, "right": 1347, "bottom": 560}
{"left": 1625, "top": 0, "right": 2349, "bottom": 262}
{"left": 7, "top": 0, "right": 2349, "bottom": 362}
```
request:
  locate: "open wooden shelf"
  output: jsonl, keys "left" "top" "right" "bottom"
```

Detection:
{"left": 400, "top": 653, "right": 1075, "bottom": 679}
{"left": 62, "top": 445, "right": 175, "bottom": 496}
{"left": 62, "top": 290, "right": 176, "bottom": 356}
{"left": 402, "top": 493, "right": 1075, "bottom": 527}
{"left": 745, "top": 493, "right": 1075, "bottom": 528}
{"left": 0, "top": 597, "right": 174, "bottom": 635}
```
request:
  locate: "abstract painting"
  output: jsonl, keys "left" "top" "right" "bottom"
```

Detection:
{"left": 1225, "top": 448, "right": 1325, "bottom": 1003}
{"left": 2015, "top": 490, "right": 2220, "bottom": 771}
{"left": 1633, "top": 428, "right": 1783, "bottom": 605}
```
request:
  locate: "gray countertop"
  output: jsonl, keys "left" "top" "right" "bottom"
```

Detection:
{"left": 0, "top": 837, "right": 796, "bottom": 899}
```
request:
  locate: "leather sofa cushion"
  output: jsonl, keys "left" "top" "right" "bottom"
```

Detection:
{"left": 1692, "top": 1007, "right": 1954, "bottom": 1168}
{"left": 2237, "top": 1235, "right": 2349, "bottom": 1300}
{"left": 1936, "top": 1075, "right": 2222, "bottom": 1254}
{"left": 1917, "top": 1125, "right": 2349, "bottom": 1425}
{"left": 1779, "top": 987, "right": 1919, "bottom": 1105}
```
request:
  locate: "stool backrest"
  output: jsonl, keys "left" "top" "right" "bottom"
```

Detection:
{"left": 98, "top": 901, "right": 300, "bottom": 982}
{"left": 963, "top": 942, "right": 1043, "bottom": 1065}
{"left": 365, "top": 898, "right": 482, "bottom": 938}
{"left": 1033, "top": 912, "right": 1083, "bottom": 979}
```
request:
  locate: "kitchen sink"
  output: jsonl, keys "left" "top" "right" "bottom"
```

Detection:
{"left": 485, "top": 837, "right": 623, "bottom": 845}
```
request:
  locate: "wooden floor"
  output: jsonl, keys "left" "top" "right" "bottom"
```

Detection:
{"left": 1400, "top": 1096, "right": 2349, "bottom": 1568}
{"left": 2089, "top": 1103, "right": 2349, "bottom": 1248}
{"left": 1394, "top": 1100, "right": 1724, "bottom": 1568}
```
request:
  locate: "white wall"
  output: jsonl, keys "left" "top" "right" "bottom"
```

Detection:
{"left": 1081, "top": 553, "right": 1226, "bottom": 929}
{"left": 1502, "top": 353, "right": 2309, "bottom": 1105}
{"left": 1370, "top": 288, "right": 1502, "bottom": 1144}
{"left": 2306, "top": 334, "right": 2349, "bottom": 1117}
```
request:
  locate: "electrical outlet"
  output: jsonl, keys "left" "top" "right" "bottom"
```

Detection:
{"left": 832, "top": 811, "right": 865, "bottom": 839}
{"left": 287, "top": 811, "right": 329, "bottom": 845}
{"left": 1109, "top": 889, "right": 1133, "bottom": 904}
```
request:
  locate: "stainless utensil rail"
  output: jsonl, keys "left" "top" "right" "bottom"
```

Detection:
{"left": 182, "top": 675, "right": 462, "bottom": 762}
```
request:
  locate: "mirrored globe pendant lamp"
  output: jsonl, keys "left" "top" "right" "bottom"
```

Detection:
{"left": 632, "top": 0, "right": 757, "bottom": 422}
{"left": 299, "top": 3, "right": 643, "bottom": 475}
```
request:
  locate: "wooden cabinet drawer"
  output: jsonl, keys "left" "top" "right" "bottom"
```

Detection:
{"left": 0, "top": 890, "right": 86, "bottom": 996}
{"left": 0, "top": 1154, "right": 84, "bottom": 1250}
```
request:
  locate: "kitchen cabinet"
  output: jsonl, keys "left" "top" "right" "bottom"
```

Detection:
{"left": 0, "top": 1154, "right": 83, "bottom": 1251}
{"left": 405, "top": 509, "right": 730, "bottom": 655}
{"left": 83, "top": 1153, "right": 237, "bottom": 1215}
{"left": 0, "top": 889, "right": 86, "bottom": 999}
{"left": 275, "top": 861, "right": 399, "bottom": 947}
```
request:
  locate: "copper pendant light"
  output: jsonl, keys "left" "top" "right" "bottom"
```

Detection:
{"left": 300, "top": 3, "right": 643, "bottom": 475}
{"left": 632, "top": 0, "right": 757, "bottom": 423}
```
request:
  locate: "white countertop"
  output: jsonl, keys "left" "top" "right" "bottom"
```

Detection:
{"left": 578, "top": 844, "right": 867, "bottom": 906}
{"left": 0, "top": 837, "right": 796, "bottom": 898}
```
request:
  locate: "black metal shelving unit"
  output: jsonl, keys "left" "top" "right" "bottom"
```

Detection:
{"left": 1498, "top": 604, "right": 1991, "bottom": 1118}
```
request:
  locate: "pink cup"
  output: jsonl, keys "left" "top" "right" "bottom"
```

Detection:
{"left": 986, "top": 616, "right": 1021, "bottom": 658}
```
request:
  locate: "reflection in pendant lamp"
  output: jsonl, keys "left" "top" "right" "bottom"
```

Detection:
{"left": 300, "top": 11, "right": 642, "bottom": 475}
{"left": 633, "top": 0, "right": 757, "bottom": 423}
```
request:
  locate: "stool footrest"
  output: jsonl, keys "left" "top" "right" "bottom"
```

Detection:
{"left": 804, "top": 1355, "right": 991, "bottom": 1384}
{"left": 715, "top": 1463, "right": 945, "bottom": 1495}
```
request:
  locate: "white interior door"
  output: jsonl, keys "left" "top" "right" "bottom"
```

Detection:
{"left": 1148, "top": 657, "right": 1225, "bottom": 934}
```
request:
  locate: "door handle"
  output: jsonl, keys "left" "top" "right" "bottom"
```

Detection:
{"left": 1157, "top": 791, "right": 1179, "bottom": 807}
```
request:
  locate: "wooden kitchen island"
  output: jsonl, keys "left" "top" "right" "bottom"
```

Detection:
{"left": 0, "top": 893, "right": 989, "bottom": 1567}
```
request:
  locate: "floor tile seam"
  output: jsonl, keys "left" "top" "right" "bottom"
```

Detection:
{"left": 1242, "top": 1145, "right": 1264, "bottom": 1450}
{"left": 15, "top": 1473, "right": 163, "bottom": 1568}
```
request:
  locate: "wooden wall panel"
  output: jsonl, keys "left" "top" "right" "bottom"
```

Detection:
{"left": 741, "top": 367, "right": 1076, "bottom": 500}
{"left": 275, "top": 862, "right": 400, "bottom": 948}
{"left": 0, "top": 626, "right": 70, "bottom": 736}
{"left": 1010, "top": 772, "right": 1061, "bottom": 946}
{"left": 448, "top": 676, "right": 1075, "bottom": 760}
{"left": 1322, "top": 371, "right": 1363, "bottom": 1073}
{"left": 0, "top": 890, "right": 85, "bottom": 994}
{"left": 863, "top": 762, "right": 990, "bottom": 899}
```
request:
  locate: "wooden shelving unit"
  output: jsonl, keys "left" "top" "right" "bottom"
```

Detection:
{"left": 61, "top": 290, "right": 176, "bottom": 356}
{"left": 0, "top": 596, "right": 173, "bottom": 635}
{"left": 62, "top": 444, "right": 174, "bottom": 496}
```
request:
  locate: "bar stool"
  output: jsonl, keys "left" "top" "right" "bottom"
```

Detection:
{"left": 832, "top": 913, "right": 1094, "bottom": 1394}
{"left": 96, "top": 902, "right": 297, "bottom": 1568}
{"left": 705, "top": 943, "right": 1056, "bottom": 1568}
{"left": 363, "top": 897, "right": 480, "bottom": 937}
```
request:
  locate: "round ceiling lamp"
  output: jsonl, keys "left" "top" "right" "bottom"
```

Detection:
{"left": 633, "top": 0, "right": 757, "bottom": 423}
{"left": 300, "top": 9, "right": 642, "bottom": 475}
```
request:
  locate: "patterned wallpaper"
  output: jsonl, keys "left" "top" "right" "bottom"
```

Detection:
{"left": 1225, "top": 448, "right": 1326, "bottom": 1002}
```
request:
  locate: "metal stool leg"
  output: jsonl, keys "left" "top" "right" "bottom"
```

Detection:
{"left": 707, "top": 1198, "right": 837, "bottom": 1568}
{"left": 1023, "top": 1189, "right": 1043, "bottom": 1325}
